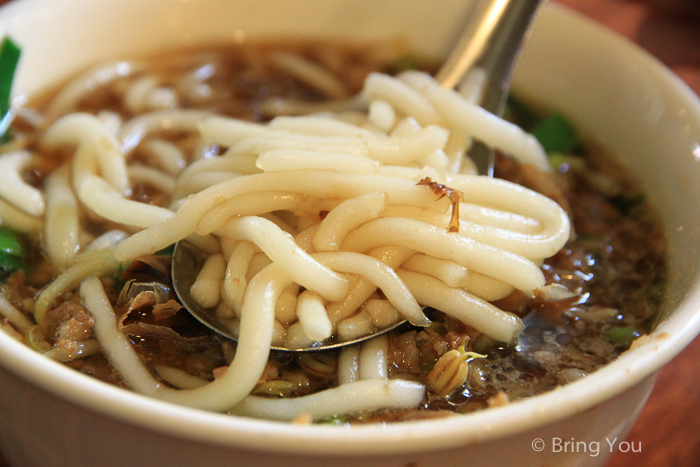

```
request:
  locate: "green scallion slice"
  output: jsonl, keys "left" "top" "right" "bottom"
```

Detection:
{"left": 0, "top": 36, "right": 21, "bottom": 142}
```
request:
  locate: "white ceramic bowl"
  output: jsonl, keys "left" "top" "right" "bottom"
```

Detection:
{"left": 0, "top": 1, "right": 699, "bottom": 466}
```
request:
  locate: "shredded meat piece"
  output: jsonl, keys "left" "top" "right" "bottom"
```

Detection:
{"left": 41, "top": 295, "right": 94, "bottom": 345}
{"left": 390, "top": 331, "right": 421, "bottom": 373}
{"left": 417, "top": 177, "right": 464, "bottom": 232}
{"left": 2, "top": 272, "right": 37, "bottom": 313}
{"left": 389, "top": 313, "right": 478, "bottom": 381}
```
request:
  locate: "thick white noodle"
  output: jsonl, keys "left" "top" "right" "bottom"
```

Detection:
{"left": 256, "top": 149, "right": 380, "bottom": 174}
{"left": 232, "top": 379, "right": 425, "bottom": 421}
{"left": 391, "top": 116, "right": 422, "bottom": 136}
{"left": 34, "top": 250, "right": 120, "bottom": 326}
{"left": 311, "top": 251, "right": 429, "bottom": 327}
{"left": 138, "top": 139, "right": 186, "bottom": 176}
{"left": 398, "top": 269, "right": 524, "bottom": 344}
{"left": 400, "top": 71, "right": 549, "bottom": 170}
{"left": 83, "top": 230, "right": 128, "bottom": 253}
{"left": 119, "top": 109, "right": 214, "bottom": 153}
{"left": 198, "top": 116, "right": 266, "bottom": 147}
{"left": 366, "top": 125, "right": 449, "bottom": 164}
{"left": 294, "top": 224, "right": 319, "bottom": 253}
{"left": 284, "top": 321, "right": 315, "bottom": 349}
{"left": 45, "top": 61, "right": 142, "bottom": 120}
{"left": 342, "top": 217, "right": 545, "bottom": 294}
{"left": 275, "top": 284, "right": 300, "bottom": 325}
{"left": 0, "top": 198, "right": 42, "bottom": 233}
{"left": 197, "top": 192, "right": 305, "bottom": 234}
{"left": 338, "top": 345, "right": 360, "bottom": 385}
{"left": 173, "top": 171, "right": 240, "bottom": 200}
{"left": 459, "top": 203, "right": 541, "bottom": 234}
{"left": 217, "top": 216, "right": 350, "bottom": 302}
{"left": 365, "top": 299, "right": 400, "bottom": 328}
{"left": 457, "top": 67, "right": 488, "bottom": 104}
{"left": 269, "top": 116, "right": 377, "bottom": 138}
{"left": 190, "top": 253, "right": 225, "bottom": 309}
{"left": 44, "top": 165, "right": 80, "bottom": 269}
{"left": 461, "top": 270, "right": 514, "bottom": 302}
{"left": 0, "top": 294, "right": 34, "bottom": 334}
{"left": 77, "top": 174, "right": 173, "bottom": 228}
{"left": 402, "top": 254, "right": 468, "bottom": 288}
{"left": 180, "top": 154, "right": 260, "bottom": 177}
{"left": 222, "top": 241, "right": 256, "bottom": 314}
{"left": 97, "top": 110, "right": 123, "bottom": 138}
{"left": 296, "top": 291, "right": 332, "bottom": 342}
{"left": 259, "top": 95, "right": 365, "bottom": 117}
{"left": 368, "top": 99, "right": 396, "bottom": 132}
{"left": 246, "top": 253, "right": 272, "bottom": 281}
{"left": 127, "top": 165, "right": 176, "bottom": 194}
{"left": 155, "top": 365, "right": 208, "bottom": 390}
{"left": 80, "top": 276, "right": 163, "bottom": 395}
{"left": 359, "top": 334, "right": 389, "bottom": 380}
{"left": 124, "top": 76, "right": 160, "bottom": 115}
{"left": 229, "top": 131, "right": 369, "bottom": 158}
{"left": 363, "top": 73, "right": 442, "bottom": 126}
{"left": 114, "top": 171, "right": 449, "bottom": 261}
{"left": 325, "top": 246, "right": 415, "bottom": 326}
{"left": 184, "top": 233, "right": 221, "bottom": 255}
{"left": 383, "top": 202, "right": 568, "bottom": 260}
{"left": 337, "top": 310, "right": 375, "bottom": 341}
{"left": 270, "top": 51, "right": 349, "bottom": 100}
{"left": 312, "top": 192, "right": 388, "bottom": 252}
{"left": 41, "top": 113, "right": 130, "bottom": 195}
{"left": 0, "top": 151, "right": 45, "bottom": 216}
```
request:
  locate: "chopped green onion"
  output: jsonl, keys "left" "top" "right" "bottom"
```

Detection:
{"left": 604, "top": 327, "right": 641, "bottom": 347}
{"left": 0, "top": 227, "right": 27, "bottom": 282}
{"left": 0, "top": 36, "right": 21, "bottom": 143}
{"left": 532, "top": 112, "right": 578, "bottom": 154}
{"left": 0, "top": 226, "right": 25, "bottom": 257}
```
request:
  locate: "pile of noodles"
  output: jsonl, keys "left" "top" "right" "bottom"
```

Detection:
{"left": 0, "top": 56, "right": 569, "bottom": 420}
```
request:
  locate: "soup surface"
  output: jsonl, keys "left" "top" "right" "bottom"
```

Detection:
{"left": 0, "top": 42, "right": 666, "bottom": 423}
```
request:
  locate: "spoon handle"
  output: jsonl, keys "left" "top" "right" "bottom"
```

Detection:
{"left": 436, "top": 0, "right": 546, "bottom": 175}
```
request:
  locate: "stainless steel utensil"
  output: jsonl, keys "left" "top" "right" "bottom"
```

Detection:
{"left": 172, "top": 0, "right": 545, "bottom": 351}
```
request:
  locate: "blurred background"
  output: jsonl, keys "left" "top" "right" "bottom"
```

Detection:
{"left": 0, "top": 0, "right": 697, "bottom": 466}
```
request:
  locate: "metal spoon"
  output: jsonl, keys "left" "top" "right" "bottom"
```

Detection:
{"left": 172, "top": 0, "right": 545, "bottom": 351}
{"left": 172, "top": 241, "right": 411, "bottom": 351}
{"left": 437, "top": 0, "right": 545, "bottom": 176}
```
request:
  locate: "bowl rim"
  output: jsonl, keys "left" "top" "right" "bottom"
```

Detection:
{"left": 0, "top": 0, "right": 699, "bottom": 456}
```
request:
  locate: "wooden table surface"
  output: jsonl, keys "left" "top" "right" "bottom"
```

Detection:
{"left": 0, "top": 1, "right": 698, "bottom": 466}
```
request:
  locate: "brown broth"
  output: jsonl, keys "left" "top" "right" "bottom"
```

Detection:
{"left": 3, "top": 42, "right": 666, "bottom": 423}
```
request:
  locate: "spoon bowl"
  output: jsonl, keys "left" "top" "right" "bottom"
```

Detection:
{"left": 171, "top": 241, "right": 411, "bottom": 351}
{"left": 170, "top": 0, "right": 545, "bottom": 351}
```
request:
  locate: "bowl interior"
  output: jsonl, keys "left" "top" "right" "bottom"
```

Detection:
{"left": 0, "top": 0, "right": 700, "bottom": 454}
